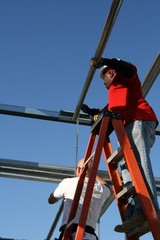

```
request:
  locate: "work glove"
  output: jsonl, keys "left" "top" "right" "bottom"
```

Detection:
{"left": 81, "top": 104, "right": 102, "bottom": 116}
{"left": 90, "top": 57, "right": 104, "bottom": 68}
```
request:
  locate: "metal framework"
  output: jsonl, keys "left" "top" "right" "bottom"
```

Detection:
{"left": 72, "top": 0, "right": 124, "bottom": 121}
{"left": 0, "top": 0, "right": 160, "bottom": 239}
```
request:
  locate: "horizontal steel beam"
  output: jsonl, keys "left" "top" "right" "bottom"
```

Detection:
{"left": 0, "top": 158, "right": 160, "bottom": 195}
{"left": 0, "top": 103, "right": 92, "bottom": 125}
{"left": 0, "top": 158, "right": 111, "bottom": 184}
{"left": 0, "top": 103, "right": 159, "bottom": 135}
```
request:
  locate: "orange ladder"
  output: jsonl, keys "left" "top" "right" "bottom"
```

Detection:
{"left": 62, "top": 110, "right": 160, "bottom": 240}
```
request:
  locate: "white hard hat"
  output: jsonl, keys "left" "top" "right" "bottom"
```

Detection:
{"left": 99, "top": 65, "right": 109, "bottom": 79}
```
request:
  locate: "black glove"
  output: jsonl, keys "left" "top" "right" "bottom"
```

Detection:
{"left": 90, "top": 57, "right": 104, "bottom": 68}
{"left": 81, "top": 104, "right": 102, "bottom": 116}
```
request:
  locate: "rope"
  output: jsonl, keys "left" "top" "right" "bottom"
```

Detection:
{"left": 75, "top": 116, "right": 80, "bottom": 174}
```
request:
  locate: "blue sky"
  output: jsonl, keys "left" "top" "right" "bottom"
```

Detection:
{"left": 0, "top": 1, "right": 160, "bottom": 239}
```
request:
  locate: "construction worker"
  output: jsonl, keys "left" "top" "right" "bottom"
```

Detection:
{"left": 48, "top": 158, "right": 111, "bottom": 240}
{"left": 81, "top": 57, "right": 160, "bottom": 233}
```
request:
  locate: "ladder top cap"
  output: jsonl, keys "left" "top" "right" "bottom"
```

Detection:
{"left": 103, "top": 110, "right": 121, "bottom": 119}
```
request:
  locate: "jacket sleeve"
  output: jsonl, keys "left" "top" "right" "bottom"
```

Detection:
{"left": 102, "top": 58, "right": 137, "bottom": 78}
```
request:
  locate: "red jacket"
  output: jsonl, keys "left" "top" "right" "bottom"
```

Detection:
{"left": 102, "top": 58, "right": 158, "bottom": 126}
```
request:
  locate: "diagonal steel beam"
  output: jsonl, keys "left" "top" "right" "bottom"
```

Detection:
{"left": 72, "top": 0, "right": 124, "bottom": 122}
{"left": 142, "top": 52, "right": 160, "bottom": 97}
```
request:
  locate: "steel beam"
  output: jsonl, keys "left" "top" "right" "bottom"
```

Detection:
{"left": 72, "top": 0, "right": 124, "bottom": 122}
{"left": 0, "top": 103, "right": 91, "bottom": 125}
{"left": 0, "top": 158, "right": 110, "bottom": 184}
{"left": 1, "top": 157, "right": 159, "bottom": 194}
{"left": 142, "top": 53, "right": 160, "bottom": 97}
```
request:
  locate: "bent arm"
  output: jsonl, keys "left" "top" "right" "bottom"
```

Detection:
{"left": 102, "top": 58, "right": 137, "bottom": 78}
{"left": 96, "top": 175, "right": 112, "bottom": 190}
{"left": 91, "top": 57, "right": 137, "bottom": 78}
{"left": 48, "top": 193, "right": 60, "bottom": 204}
{"left": 48, "top": 180, "right": 65, "bottom": 204}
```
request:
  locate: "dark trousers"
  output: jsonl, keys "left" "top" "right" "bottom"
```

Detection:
{"left": 55, "top": 224, "right": 98, "bottom": 240}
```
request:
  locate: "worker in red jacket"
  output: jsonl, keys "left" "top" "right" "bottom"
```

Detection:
{"left": 81, "top": 57, "right": 160, "bottom": 233}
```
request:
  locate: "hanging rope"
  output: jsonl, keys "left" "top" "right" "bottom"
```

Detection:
{"left": 75, "top": 115, "right": 80, "bottom": 175}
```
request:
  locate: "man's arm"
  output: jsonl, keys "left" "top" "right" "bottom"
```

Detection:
{"left": 96, "top": 175, "right": 112, "bottom": 190}
{"left": 91, "top": 57, "right": 137, "bottom": 78}
{"left": 48, "top": 193, "right": 59, "bottom": 204}
{"left": 48, "top": 179, "right": 65, "bottom": 204}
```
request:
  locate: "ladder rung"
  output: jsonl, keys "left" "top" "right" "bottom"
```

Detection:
{"left": 108, "top": 146, "right": 123, "bottom": 165}
{"left": 90, "top": 110, "right": 121, "bottom": 134}
{"left": 117, "top": 182, "right": 135, "bottom": 200}
{"left": 127, "top": 221, "right": 150, "bottom": 238}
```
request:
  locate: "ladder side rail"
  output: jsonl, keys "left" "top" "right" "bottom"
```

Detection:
{"left": 103, "top": 137, "right": 126, "bottom": 222}
{"left": 112, "top": 118, "right": 160, "bottom": 240}
{"left": 62, "top": 134, "right": 96, "bottom": 240}
{"left": 103, "top": 136, "right": 123, "bottom": 193}
{"left": 75, "top": 116, "right": 110, "bottom": 240}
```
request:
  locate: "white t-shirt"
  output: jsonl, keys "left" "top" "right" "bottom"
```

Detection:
{"left": 53, "top": 177, "right": 111, "bottom": 230}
